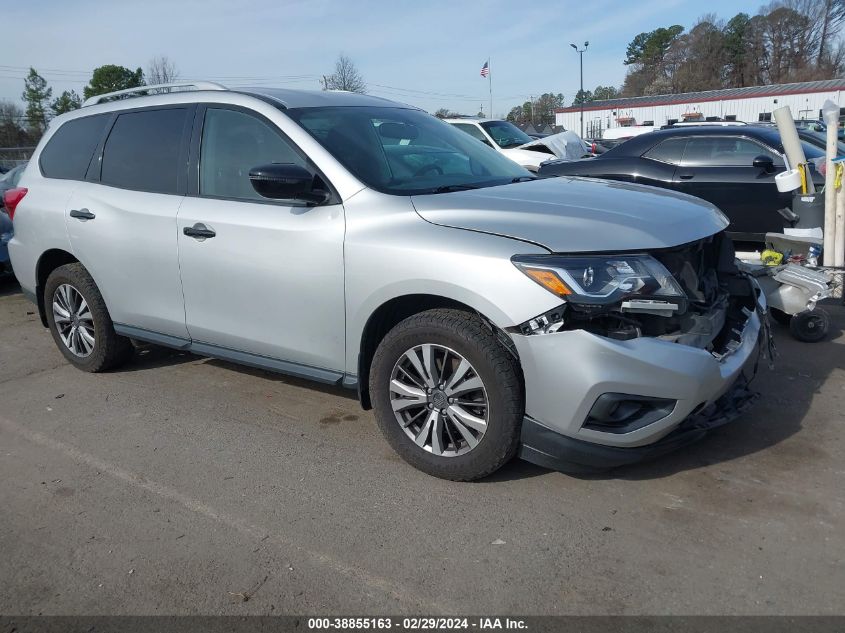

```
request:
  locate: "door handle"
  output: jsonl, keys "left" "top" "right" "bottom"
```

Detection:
{"left": 69, "top": 208, "right": 95, "bottom": 220}
{"left": 678, "top": 173, "right": 694, "bottom": 180}
{"left": 183, "top": 223, "right": 216, "bottom": 239}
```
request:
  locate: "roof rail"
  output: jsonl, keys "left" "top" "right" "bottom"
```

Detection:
{"left": 81, "top": 81, "right": 227, "bottom": 107}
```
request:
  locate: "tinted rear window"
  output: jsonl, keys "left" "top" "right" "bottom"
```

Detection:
{"left": 101, "top": 108, "right": 188, "bottom": 194}
{"left": 40, "top": 114, "right": 110, "bottom": 180}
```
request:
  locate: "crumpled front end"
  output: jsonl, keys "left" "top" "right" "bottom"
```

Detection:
{"left": 511, "top": 234, "right": 769, "bottom": 471}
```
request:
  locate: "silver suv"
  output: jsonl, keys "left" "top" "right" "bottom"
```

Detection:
{"left": 6, "top": 82, "right": 766, "bottom": 480}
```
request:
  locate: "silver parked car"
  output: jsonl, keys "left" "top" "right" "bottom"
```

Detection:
{"left": 7, "top": 82, "right": 766, "bottom": 480}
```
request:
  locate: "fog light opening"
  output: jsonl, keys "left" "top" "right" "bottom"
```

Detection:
{"left": 585, "top": 393, "right": 677, "bottom": 434}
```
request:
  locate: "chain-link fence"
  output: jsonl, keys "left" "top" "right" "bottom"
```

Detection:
{"left": 0, "top": 147, "right": 35, "bottom": 171}
{"left": 821, "top": 266, "right": 844, "bottom": 303}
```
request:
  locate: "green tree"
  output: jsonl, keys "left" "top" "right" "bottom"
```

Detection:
{"left": 83, "top": 65, "right": 145, "bottom": 100}
{"left": 434, "top": 107, "right": 461, "bottom": 119}
{"left": 533, "top": 93, "right": 565, "bottom": 125}
{"left": 21, "top": 68, "right": 52, "bottom": 137}
{"left": 625, "top": 26, "right": 684, "bottom": 65}
{"left": 506, "top": 105, "right": 524, "bottom": 123}
{"left": 572, "top": 89, "right": 593, "bottom": 105}
{"left": 724, "top": 13, "right": 751, "bottom": 87}
{"left": 592, "top": 85, "right": 620, "bottom": 101}
{"left": 51, "top": 90, "right": 82, "bottom": 116}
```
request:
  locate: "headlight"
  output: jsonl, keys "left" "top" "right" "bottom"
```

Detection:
{"left": 512, "top": 254, "right": 685, "bottom": 307}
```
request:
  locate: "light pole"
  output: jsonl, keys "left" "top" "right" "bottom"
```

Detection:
{"left": 570, "top": 41, "right": 589, "bottom": 138}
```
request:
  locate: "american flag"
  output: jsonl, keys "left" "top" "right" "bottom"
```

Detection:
{"left": 480, "top": 61, "right": 489, "bottom": 78}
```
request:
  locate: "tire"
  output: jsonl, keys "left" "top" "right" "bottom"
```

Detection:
{"left": 769, "top": 308, "right": 792, "bottom": 327}
{"left": 370, "top": 309, "right": 523, "bottom": 481}
{"left": 789, "top": 308, "right": 830, "bottom": 343}
{"left": 44, "top": 263, "right": 133, "bottom": 372}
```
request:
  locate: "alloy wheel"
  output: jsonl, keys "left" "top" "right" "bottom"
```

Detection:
{"left": 389, "top": 344, "right": 489, "bottom": 457}
{"left": 52, "top": 283, "right": 95, "bottom": 357}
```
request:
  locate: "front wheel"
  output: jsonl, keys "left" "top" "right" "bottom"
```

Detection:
{"left": 370, "top": 309, "right": 523, "bottom": 481}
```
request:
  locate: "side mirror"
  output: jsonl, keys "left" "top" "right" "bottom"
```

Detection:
{"left": 753, "top": 155, "right": 775, "bottom": 172}
{"left": 248, "top": 163, "right": 328, "bottom": 204}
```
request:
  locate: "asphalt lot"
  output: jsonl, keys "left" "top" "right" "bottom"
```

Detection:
{"left": 0, "top": 274, "right": 843, "bottom": 616}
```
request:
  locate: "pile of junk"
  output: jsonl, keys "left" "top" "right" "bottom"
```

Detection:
{"left": 737, "top": 100, "right": 844, "bottom": 342}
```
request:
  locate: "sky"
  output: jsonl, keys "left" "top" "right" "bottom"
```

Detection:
{"left": 2, "top": 0, "right": 767, "bottom": 118}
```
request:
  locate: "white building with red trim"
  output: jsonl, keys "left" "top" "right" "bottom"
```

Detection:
{"left": 554, "top": 79, "right": 845, "bottom": 139}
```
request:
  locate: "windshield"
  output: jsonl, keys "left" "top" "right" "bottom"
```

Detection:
{"left": 480, "top": 120, "right": 534, "bottom": 149}
{"left": 800, "top": 130, "right": 845, "bottom": 155}
{"left": 286, "top": 107, "right": 530, "bottom": 195}
{"left": 799, "top": 140, "right": 825, "bottom": 160}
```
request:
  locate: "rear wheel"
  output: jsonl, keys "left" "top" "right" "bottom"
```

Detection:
{"left": 370, "top": 309, "right": 523, "bottom": 481}
{"left": 44, "top": 263, "right": 133, "bottom": 372}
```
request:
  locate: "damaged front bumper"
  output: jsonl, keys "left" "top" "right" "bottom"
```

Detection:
{"left": 512, "top": 290, "right": 766, "bottom": 472}
{"left": 519, "top": 378, "right": 759, "bottom": 472}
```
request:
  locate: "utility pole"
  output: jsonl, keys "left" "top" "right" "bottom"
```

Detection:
{"left": 570, "top": 41, "right": 589, "bottom": 138}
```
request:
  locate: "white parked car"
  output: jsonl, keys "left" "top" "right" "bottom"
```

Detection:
{"left": 446, "top": 118, "right": 569, "bottom": 171}
{"left": 602, "top": 126, "right": 656, "bottom": 141}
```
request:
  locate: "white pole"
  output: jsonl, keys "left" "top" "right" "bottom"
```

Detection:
{"left": 488, "top": 57, "right": 493, "bottom": 119}
{"left": 774, "top": 106, "right": 814, "bottom": 193}
{"left": 836, "top": 177, "right": 845, "bottom": 267}
{"left": 822, "top": 100, "right": 839, "bottom": 266}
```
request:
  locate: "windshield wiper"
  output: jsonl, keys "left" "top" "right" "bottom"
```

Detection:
{"left": 431, "top": 183, "right": 481, "bottom": 194}
{"left": 511, "top": 176, "right": 537, "bottom": 183}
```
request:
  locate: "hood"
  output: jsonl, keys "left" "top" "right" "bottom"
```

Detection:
{"left": 519, "top": 131, "right": 590, "bottom": 160}
{"left": 411, "top": 177, "right": 729, "bottom": 253}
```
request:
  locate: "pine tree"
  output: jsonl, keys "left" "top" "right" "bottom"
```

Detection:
{"left": 51, "top": 90, "right": 82, "bottom": 116}
{"left": 21, "top": 68, "right": 52, "bottom": 137}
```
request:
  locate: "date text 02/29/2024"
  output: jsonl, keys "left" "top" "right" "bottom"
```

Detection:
{"left": 307, "top": 617, "right": 528, "bottom": 630}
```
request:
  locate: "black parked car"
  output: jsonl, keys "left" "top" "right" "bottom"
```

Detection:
{"left": 539, "top": 126, "right": 825, "bottom": 242}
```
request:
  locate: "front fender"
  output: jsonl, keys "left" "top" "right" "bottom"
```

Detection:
{"left": 343, "top": 193, "right": 558, "bottom": 376}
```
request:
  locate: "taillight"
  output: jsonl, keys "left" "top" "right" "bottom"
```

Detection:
{"left": 591, "top": 142, "right": 597, "bottom": 154}
{"left": 3, "top": 187, "right": 27, "bottom": 221}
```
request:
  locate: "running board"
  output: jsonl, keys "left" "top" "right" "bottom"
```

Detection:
{"left": 113, "top": 323, "right": 347, "bottom": 386}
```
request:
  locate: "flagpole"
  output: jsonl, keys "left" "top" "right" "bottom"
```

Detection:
{"left": 488, "top": 57, "right": 493, "bottom": 118}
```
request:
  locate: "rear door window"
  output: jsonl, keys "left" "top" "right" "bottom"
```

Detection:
{"left": 40, "top": 114, "right": 110, "bottom": 180}
{"left": 101, "top": 108, "right": 189, "bottom": 194}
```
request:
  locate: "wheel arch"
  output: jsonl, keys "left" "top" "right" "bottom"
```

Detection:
{"left": 356, "top": 293, "right": 519, "bottom": 410}
{"left": 35, "top": 249, "right": 79, "bottom": 327}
